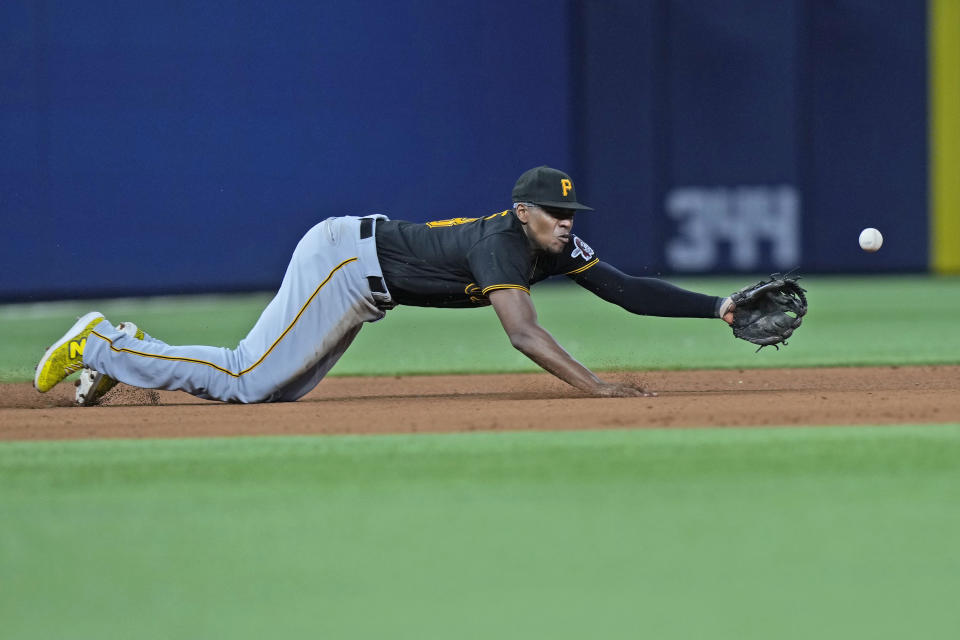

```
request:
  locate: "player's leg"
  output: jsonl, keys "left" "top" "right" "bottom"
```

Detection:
{"left": 80, "top": 217, "right": 386, "bottom": 403}
{"left": 267, "top": 322, "right": 364, "bottom": 402}
{"left": 34, "top": 315, "right": 162, "bottom": 399}
{"left": 81, "top": 320, "right": 241, "bottom": 401}
{"left": 226, "top": 220, "right": 383, "bottom": 401}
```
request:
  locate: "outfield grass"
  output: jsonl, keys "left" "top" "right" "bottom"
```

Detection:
{"left": 2, "top": 425, "right": 959, "bottom": 639}
{"left": 2, "top": 275, "right": 959, "bottom": 381}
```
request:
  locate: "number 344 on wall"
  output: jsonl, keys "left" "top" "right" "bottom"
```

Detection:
{"left": 665, "top": 185, "right": 800, "bottom": 271}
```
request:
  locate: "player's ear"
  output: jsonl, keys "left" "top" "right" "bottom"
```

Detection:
{"left": 515, "top": 204, "right": 529, "bottom": 225}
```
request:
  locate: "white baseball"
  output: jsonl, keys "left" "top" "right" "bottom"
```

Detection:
{"left": 858, "top": 227, "right": 883, "bottom": 252}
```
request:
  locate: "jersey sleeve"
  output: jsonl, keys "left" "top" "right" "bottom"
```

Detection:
{"left": 466, "top": 232, "right": 532, "bottom": 295}
{"left": 556, "top": 234, "right": 600, "bottom": 276}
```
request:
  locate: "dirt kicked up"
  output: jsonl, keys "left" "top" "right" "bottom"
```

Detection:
{"left": 2, "top": 366, "right": 959, "bottom": 441}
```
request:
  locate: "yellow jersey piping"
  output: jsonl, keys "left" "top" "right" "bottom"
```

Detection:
{"left": 426, "top": 210, "right": 511, "bottom": 228}
{"left": 565, "top": 257, "right": 599, "bottom": 275}
{"left": 481, "top": 284, "right": 530, "bottom": 295}
{"left": 89, "top": 257, "right": 359, "bottom": 378}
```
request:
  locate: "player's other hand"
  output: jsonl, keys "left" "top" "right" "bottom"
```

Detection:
{"left": 593, "top": 381, "right": 657, "bottom": 398}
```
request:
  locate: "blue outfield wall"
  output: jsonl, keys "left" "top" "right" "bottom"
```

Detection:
{"left": 0, "top": 0, "right": 928, "bottom": 301}
{"left": 573, "top": 0, "right": 927, "bottom": 277}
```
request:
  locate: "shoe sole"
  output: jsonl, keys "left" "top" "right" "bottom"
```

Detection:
{"left": 76, "top": 369, "right": 97, "bottom": 405}
{"left": 34, "top": 311, "right": 105, "bottom": 392}
{"left": 76, "top": 369, "right": 117, "bottom": 406}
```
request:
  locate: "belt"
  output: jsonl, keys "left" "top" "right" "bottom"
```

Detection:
{"left": 360, "top": 217, "right": 374, "bottom": 239}
{"left": 358, "top": 217, "right": 393, "bottom": 308}
{"left": 368, "top": 275, "right": 387, "bottom": 295}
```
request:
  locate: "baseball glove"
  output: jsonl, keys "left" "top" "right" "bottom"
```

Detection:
{"left": 728, "top": 274, "right": 807, "bottom": 351}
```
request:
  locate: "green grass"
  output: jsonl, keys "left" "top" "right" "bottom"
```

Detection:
{"left": 2, "top": 275, "right": 959, "bottom": 381}
{"left": 2, "top": 425, "right": 959, "bottom": 639}
{"left": 4, "top": 277, "right": 959, "bottom": 638}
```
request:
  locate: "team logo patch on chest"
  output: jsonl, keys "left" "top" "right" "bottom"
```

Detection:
{"left": 571, "top": 236, "right": 595, "bottom": 261}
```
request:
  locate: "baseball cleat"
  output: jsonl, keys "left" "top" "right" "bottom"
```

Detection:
{"left": 75, "top": 321, "right": 145, "bottom": 406}
{"left": 75, "top": 368, "right": 117, "bottom": 406}
{"left": 34, "top": 311, "right": 106, "bottom": 393}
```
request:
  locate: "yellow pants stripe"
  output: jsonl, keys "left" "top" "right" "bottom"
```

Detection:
{"left": 90, "top": 257, "right": 359, "bottom": 377}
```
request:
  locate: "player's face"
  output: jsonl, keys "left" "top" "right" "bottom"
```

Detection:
{"left": 519, "top": 204, "right": 575, "bottom": 254}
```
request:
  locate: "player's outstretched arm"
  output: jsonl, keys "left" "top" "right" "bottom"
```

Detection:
{"left": 488, "top": 288, "right": 653, "bottom": 398}
{"left": 572, "top": 261, "right": 729, "bottom": 320}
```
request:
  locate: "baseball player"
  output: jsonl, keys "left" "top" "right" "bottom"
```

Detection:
{"left": 34, "top": 166, "right": 735, "bottom": 404}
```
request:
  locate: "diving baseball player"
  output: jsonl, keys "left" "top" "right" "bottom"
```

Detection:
{"left": 34, "top": 166, "right": 735, "bottom": 404}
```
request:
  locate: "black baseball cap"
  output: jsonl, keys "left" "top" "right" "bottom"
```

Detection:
{"left": 511, "top": 166, "right": 594, "bottom": 211}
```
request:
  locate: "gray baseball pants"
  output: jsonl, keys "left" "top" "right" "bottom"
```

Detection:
{"left": 84, "top": 215, "right": 393, "bottom": 403}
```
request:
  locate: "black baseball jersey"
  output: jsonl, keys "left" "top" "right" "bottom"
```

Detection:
{"left": 374, "top": 211, "right": 598, "bottom": 308}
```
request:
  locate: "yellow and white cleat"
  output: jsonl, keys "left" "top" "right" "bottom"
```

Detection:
{"left": 75, "top": 321, "right": 145, "bottom": 406}
{"left": 34, "top": 311, "right": 106, "bottom": 393}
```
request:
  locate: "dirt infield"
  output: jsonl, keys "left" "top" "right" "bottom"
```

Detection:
{"left": 2, "top": 366, "right": 958, "bottom": 441}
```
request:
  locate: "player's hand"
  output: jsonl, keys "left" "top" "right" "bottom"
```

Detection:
{"left": 718, "top": 296, "right": 735, "bottom": 325}
{"left": 592, "top": 381, "right": 657, "bottom": 398}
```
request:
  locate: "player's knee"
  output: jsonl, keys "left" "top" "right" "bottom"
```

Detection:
{"left": 231, "top": 376, "right": 282, "bottom": 404}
